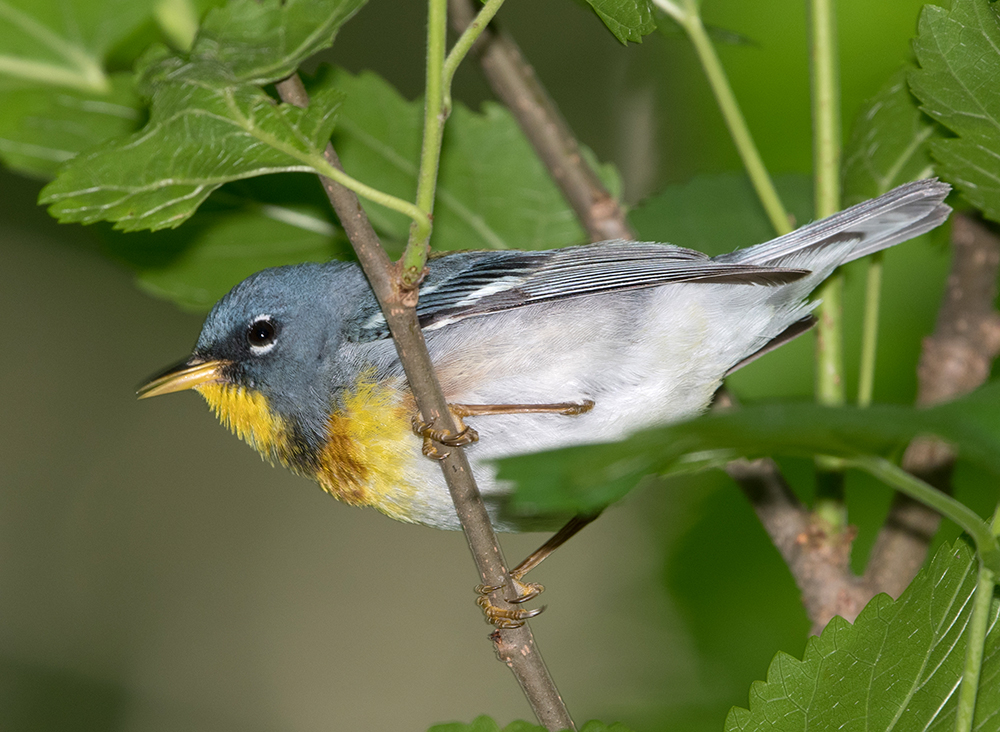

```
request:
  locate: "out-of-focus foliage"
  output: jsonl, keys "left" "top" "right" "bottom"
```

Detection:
{"left": 327, "top": 67, "right": 620, "bottom": 252}
{"left": 843, "top": 67, "right": 939, "bottom": 204}
{"left": 629, "top": 173, "right": 812, "bottom": 253}
{"left": 582, "top": 0, "right": 656, "bottom": 45}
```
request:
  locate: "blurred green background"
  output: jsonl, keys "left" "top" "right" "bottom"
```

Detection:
{"left": 0, "top": 0, "right": 961, "bottom": 730}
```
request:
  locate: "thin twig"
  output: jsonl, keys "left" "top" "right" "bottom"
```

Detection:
{"left": 275, "top": 75, "right": 575, "bottom": 732}
{"left": 442, "top": 0, "right": 505, "bottom": 113}
{"left": 864, "top": 212, "right": 1000, "bottom": 597}
{"left": 448, "top": 0, "right": 633, "bottom": 242}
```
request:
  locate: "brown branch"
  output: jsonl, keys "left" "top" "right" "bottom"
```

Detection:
{"left": 864, "top": 211, "right": 1000, "bottom": 597}
{"left": 728, "top": 456, "right": 868, "bottom": 633}
{"left": 274, "top": 75, "right": 575, "bottom": 732}
{"left": 715, "top": 389, "right": 865, "bottom": 633}
{"left": 448, "top": 0, "right": 634, "bottom": 242}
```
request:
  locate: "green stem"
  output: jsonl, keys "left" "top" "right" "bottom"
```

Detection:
{"left": 442, "top": 0, "right": 506, "bottom": 114}
{"left": 813, "top": 271, "right": 846, "bottom": 527}
{"left": 401, "top": 0, "right": 449, "bottom": 287}
{"left": 955, "top": 508, "right": 1000, "bottom": 732}
{"left": 310, "top": 155, "right": 430, "bottom": 240}
{"left": 0, "top": 56, "right": 107, "bottom": 93}
{"left": 955, "top": 556, "right": 995, "bottom": 732}
{"left": 677, "top": 8, "right": 791, "bottom": 236}
{"left": 810, "top": 0, "right": 846, "bottom": 528}
{"left": 810, "top": 0, "right": 841, "bottom": 221}
{"left": 857, "top": 253, "right": 884, "bottom": 407}
{"left": 848, "top": 457, "right": 995, "bottom": 551}
{"left": 810, "top": 0, "right": 843, "bottom": 403}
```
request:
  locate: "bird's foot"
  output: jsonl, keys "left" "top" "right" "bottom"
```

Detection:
{"left": 475, "top": 578, "right": 546, "bottom": 629}
{"left": 411, "top": 416, "right": 479, "bottom": 459}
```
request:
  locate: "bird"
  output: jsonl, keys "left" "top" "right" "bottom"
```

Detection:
{"left": 139, "top": 179, "right": 950, "bottom": 623}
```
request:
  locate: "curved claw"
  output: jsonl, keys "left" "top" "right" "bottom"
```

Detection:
{"left": 507, "top": 580, "right": 544, "bottom": 604}
{"left": 438, "top": 425, "right": 478, "bottom": 447}
{"left": 475, "top": 579, "right": 547, "bottom": 628}
{"left": 476, "top": 594, "right": 547, "bottom": 628}
{"left": 421, "top": 440, "right": 450, "bottom": 461}
{"left": 412, "top": 417, "right": 480, "bottom": 450}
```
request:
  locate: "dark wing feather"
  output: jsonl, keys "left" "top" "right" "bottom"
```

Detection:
{"left": 350, "top": 241, "right": 807, "bottom": 342}
{"left": 417, "top": 241, "right": 807, "bottom": 330}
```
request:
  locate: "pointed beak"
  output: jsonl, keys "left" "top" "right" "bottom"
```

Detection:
{"left": 137, "top": 358, "right": 229, "bottom": 399}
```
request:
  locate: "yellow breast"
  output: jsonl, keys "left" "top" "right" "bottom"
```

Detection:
{"left": 196, "top": 373, "right": 421, "bottom": 523}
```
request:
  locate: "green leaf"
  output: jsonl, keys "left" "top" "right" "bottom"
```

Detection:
{"left": 498, "top": 381, "right": 1000, "bottom": 516}
{"left": 328, "top": 67, "right": 619, "bottom": 251}
{"left": 911, "top": 0, "right": 1000, "bottom": 222}
{"left": 40, "top": 78, "right": 343, "bottom": 230}
{"left": 843, "top": 66, "right": 939, "bottom": 205}
{"left": 106, "top": 204, "right": 346, "bottom": 311}
{"left": 628, "top": 172, "right": 813, "bottom": 255}
{"left": 322, "top": 68, "right": 420, "bottom": 243}
{"left": 0, "top": 0, "right": 158, "bottom": 93}
{"left": 0, "top": 0, "right": 155, "bottom": 177}
{"left": 583, "top": 0, "right": 657, "bottom": 44}
{"left": 193, "top": 0, "right": 365, "bottom": 84}
{"left": 39, "top": 0, "right": 366, "bottom": 231}
{"left": 437, "top": 102, "right": 606, "bottom": 251}
{"left": 0, "top": 73, "right": 142, "bottom": 178}
{"left": 726, "top": 539, "right": 999, "bottom": 732}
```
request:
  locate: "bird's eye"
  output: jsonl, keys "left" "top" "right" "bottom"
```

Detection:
{"left": 247, "top": 317, "right": 277, "bottom": 351}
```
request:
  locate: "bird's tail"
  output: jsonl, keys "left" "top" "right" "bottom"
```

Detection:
{"left": 717, "top": 179, "right": 951, "bottom": 270}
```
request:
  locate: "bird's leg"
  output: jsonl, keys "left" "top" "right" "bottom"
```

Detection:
{"left": 409, "top": 399, "right": 599, "bottom": 625}
{"left": 451, "top": 400, "right": 595, "bottom": 418}
{"left": 476, "top": 512, "right": 601, "bottom": 627}
{"left": 410, "top": 413, "right": 479, "bottom": 460}
{"left": 411, "top": 399, "right": 594, "bottom": 459}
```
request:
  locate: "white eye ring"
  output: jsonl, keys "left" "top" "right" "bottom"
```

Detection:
{"left": 247, "top": 315, "right": 278, "bottom": 354}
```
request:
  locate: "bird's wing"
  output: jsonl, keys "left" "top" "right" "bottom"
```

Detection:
{"left": 351, "top": 241, "right": 807, "bottom": 341}
{"left": 414, "top": 241, "right": 807, "bottom": 330}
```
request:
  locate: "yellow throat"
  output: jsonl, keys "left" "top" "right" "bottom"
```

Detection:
{"left": 196, "top": 374, "right": 420, "bottom": 523}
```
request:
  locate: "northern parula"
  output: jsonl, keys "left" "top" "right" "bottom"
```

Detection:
{"left": 139, "top": 180, "right": 950, "bottom": 534}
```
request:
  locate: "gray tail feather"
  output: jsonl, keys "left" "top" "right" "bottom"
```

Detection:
{"left": 716, "top": 179, "right": 951, "bottom": 269}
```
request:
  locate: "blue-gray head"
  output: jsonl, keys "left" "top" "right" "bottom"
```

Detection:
{"left": 138, "top": 261, "right": 370, "bottom": 464}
